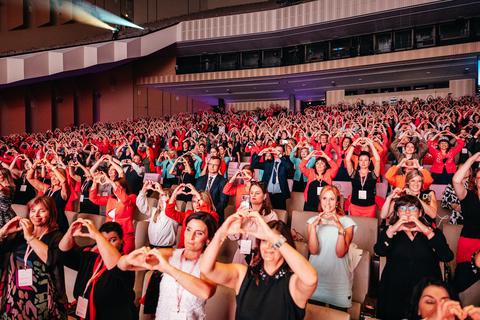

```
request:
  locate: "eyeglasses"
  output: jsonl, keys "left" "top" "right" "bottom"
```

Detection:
{"left": 398, "top": 205, "right": 418, "bottom": 212}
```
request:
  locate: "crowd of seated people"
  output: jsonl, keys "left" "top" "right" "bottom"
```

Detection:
{"left": 0, "top": 94, "right": 479, "bottom": 319}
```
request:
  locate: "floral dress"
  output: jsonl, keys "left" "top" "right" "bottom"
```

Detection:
{"left": 0, "top": 186, "right": 15, "bottom": 228}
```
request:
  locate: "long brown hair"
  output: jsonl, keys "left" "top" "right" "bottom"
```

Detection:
{"left": 249, "top": 181, "right": 272, "bottom": 216}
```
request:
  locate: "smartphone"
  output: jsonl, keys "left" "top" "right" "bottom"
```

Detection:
{"left": 239, "top": 195, "right": 251, "bottom": 210}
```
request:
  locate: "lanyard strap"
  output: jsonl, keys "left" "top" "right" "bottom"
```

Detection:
{"left": 81, "top": 179, "right": 90, "bottom": 193}
{"left": 46, "top": 188, "right": 55, "bottom": 197}
{"left": 176, "top": 252, "right": 199, "bottom": 313}
{"left": 24, "top": 230, "right": 47, "bottom": 268}
{"left": 359, "top": 172, "right": 368, "bottom": 190}
{"left": 83, "top": 256, "right": 105, "bottom": 297}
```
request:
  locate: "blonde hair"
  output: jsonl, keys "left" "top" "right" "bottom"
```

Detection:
{"left": 319, "top": 185, "right": 344, "bottom": 216}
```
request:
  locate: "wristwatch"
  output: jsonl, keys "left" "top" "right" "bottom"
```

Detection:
{"left": 272, "top": 235, "right": 287, "bottom": 249}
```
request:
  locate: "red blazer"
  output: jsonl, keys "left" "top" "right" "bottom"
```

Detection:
{"left": 427, "top": 139, "right": 464, "bottom": 174}
{"left": 299, "top": 158, "right": 339, "bottom": 200}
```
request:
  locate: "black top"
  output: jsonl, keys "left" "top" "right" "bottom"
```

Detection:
{"left": 460, "top": 190, "right": 480, "bottom": 239}
{"left": 350, "top": 170, "right": 377, "bottom": 206}
{"left": 46, "top": 188, "right": 68, "bottom": 232}
{"left": 304, "top": 179, "right": 328, "bottom": 212}
{"left": 374, "top": 229, "right": 454, "bottom": 320}
{"left": 79, "top": 178, "right": 100, "bottom": 214}
{"left": 60, "top": 248, "right": 136, "bottom": 320}
{"left": 124, "top": 166, "right": 144, "bottom": 195}
{"left": 13, "top": 174, "right": 36, "bottom": 205}
{"left": 236, "top": 266, "right": 305, "bottom": 320}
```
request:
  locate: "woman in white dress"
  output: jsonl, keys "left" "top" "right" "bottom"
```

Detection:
{"left": 118, "top": 212, "right": 217, "bottom": 320}
{"left": 306, "top": 185, "right": 357, "bottom": 309}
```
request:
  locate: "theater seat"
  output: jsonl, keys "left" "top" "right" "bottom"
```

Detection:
{"left": 135, "top": 220, "right": 150, "bottom": 249}
{"left": 442, "top": 224, "right": 462, "bottom": 273}
{"left": 349, "top": 216, "right": 378, "bottom": 255}
{"left": 12, "top": 203, "right": 28, "bottom": 218}
{"left": 459, "top": 280, "right": 480, "bottom": 306}
{"left": 305, "top": 304, "right": 351, "bottom": 320}
{"left": 332, "top": 181, "right": 352, "bottom": 200}
{"left": 349, "top": 253, "right": 370, "bottom": 320}
{"left": 65, "top": 210, "right": 78, "bottom": 225}
{"left": 430, "top": 184, "right": 448, "bottom": 199}
{"left": 291, "top": 210, "right": 317, "bottom": 240}
{"left": 64, "top": 266, "right": 78, "bottom": 303}
{"left": 275, "top": 209, "right": 288, "bottom": 224}
{"left": 206, "top": 285, "right": 236, "bottom": 320}
{"left": 286, "top": 192, "right": 305, "bottom": 215}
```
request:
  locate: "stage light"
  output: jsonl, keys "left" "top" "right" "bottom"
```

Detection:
{"left": 77, "top": 1, "right": 144, "bottom": 30}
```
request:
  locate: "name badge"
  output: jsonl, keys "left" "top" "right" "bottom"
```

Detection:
{"left": 358, "top": 190, "right": 367, "bottom": 200}
{"left": 80, "top": 195, "right": 84, "bottom": 203}
{"left": 239, "top": 239, "right": 252, "bottom": 255}
{"left": 317, "top": 187, "right": 323, "bottom": 195}
{"left": 20, "top": 185, "right": 27, "bottom": 192}
{"left": 462, "top": 148, "right": 468, "bottom": 154}
{"left": 101, "top": 192, "right": 109, "bottom": 197}
{"left": 18, "top": 268, "right": 33, "bottom": 287}
{"left": 76, "top": 296, "right": 89, "bottom": 318}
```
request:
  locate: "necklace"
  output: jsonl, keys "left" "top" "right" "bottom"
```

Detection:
{"left": 259, "top": 264, "right": 288, "bottom": 281}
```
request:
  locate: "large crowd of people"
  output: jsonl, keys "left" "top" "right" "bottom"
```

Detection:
{"left": 0, "top": 94, "right": 479, "bottom": 319}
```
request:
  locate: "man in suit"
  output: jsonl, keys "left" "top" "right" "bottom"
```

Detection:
{"left": 195, "top": 156, "right": 228, "bottom": 222}
{"left": 252, "top": 146, "right": 293, "bottom": 210}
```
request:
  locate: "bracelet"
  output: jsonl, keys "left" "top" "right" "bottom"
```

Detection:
{"left": 26, "top": 235, "right": 35, "bottom": 243}
{"left": 471, "top": 249, "right": 480, "bottom": 275}
{"left": 272, "top": 235, "right": 287, "bottom": 250}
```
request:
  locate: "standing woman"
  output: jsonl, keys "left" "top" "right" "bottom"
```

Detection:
{"left": 118, "top": 212, "right": 218, "bottom": 319}
{"left": 200, "top": 212, "right": 318, "bottom": 320}
{"left": 0, "top": 168, "right": 16, "bottom": 227}
{"left": 306, "top": 185, "right": 356, "bottom": 309}
{"left": 345, "top": 137, "right": 381, "bottom": 218}
{"left": 222, "top": 166, "right": 255, "bottom": 210}
{"left": 230, "top": 182, "right": 278, "bottom": 265}
{"left": 59, "top": 220, "right": 136, "bottom": 320}
{"left": 27, "top": 158, "right": 70, "bottom": 232}
{"left": 451, "top": 152, "right": 480, "bottom": 294}
{"left": 300, "top": 150, "right": 339, "bottom": 212}
{"left": 289, "top": 143, "right": 310, "bottom": 192}
{"left": 330, "top": 135, "right": 354, "bottom": 181}
{"left": 0, "top": 196, "right": 67, "bottom": 319}
{"left": 374, "top": 195, "right": 453, "bottom": 320}
{"left": 428, "top": 132, "right": 464, "bottom": 184}
{"left": 89, "top": 172, "right": 136, "bottom": 254}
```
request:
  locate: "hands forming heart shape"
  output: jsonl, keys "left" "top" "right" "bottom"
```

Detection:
{"left": 221, "top": 211, "right": 271, "bottom": 241}
{"left": 124, "top": 247, "right": 169, "bottom": 272}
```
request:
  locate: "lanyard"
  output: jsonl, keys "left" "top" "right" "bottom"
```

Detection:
{"left": 359, "top": 172, "right": 368, "bottom": 190}
{"left": 24, "top": 230, "right": 47, "bottom": 268}
{"left": 46, "top": 188, "right": 55, "bottom": 197}
{"left": 83, "top": 256, "right": 105, "bottom": 297}
{"left": 176, "top": 252, "right": 199, "bottom": 313}
{"left": 81, "top": 179, "right": 90, "bottom": 193}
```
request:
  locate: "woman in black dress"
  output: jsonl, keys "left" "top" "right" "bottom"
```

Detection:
{"left": 0, "top": 168, "right": 16, "bottom": 227}
{"left": 374, "top": 195, "right": 454, "bottom": 320}
{"left": 200, "top": 212, "right": 318, "bottom": 320}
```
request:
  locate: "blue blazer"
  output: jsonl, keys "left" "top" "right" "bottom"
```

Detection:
{"left": 251, "top": 154, "right": 293, "bottom": 198}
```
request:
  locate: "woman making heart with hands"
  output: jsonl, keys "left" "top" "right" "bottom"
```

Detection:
{"left": 118, "top": 212, "right": 218, "bottom": 320}
{"left": 375, "top": 195, "right": 454, "bottom": 320}
{"left": 59, "top": 218, "right": 136, "bottom": 320}
{"left": 200, "top": 211, "right": 318, "bottom": 320}
{"left": 306, "top": 185, "right": 356, "bottom": 309}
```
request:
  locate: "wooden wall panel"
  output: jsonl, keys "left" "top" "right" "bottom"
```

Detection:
{"left": 104, "top": 0, "right": 121, "bottom": 16}
{"left": 29, "top": 84, "right": 52, "bottom": 133}
{"left": 33, "top": 0, "right": 51, "bottom": 27}
{"left": 147, "top": 88, "right": 163, "bottom": 118}
{"left": 76, "top": 83, "right": 94, "bottom": 126}
{"left": 133, "top": 0, "right": 148, "bottom": 24}
{"left": 55, "top": 83, "right": 74, "bottom": 130}
{"left": 133, "top": 86, "right": 148, "bottom": 119}
{"left": 147, "top": 0, "right": 157, "bottom": 22}
{"left": 162, "top": 91, "right": 172, "bottom": 115}
{"left": 0, "top": 88, "right": 26, "bottom": 136}
{"left": 6, "top": 0, "right": 24, "bottom": 30}
{"left": 157, "top": 0, "right": 188, "bottom": 20}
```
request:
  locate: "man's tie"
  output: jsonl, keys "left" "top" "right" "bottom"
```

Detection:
{"left": 206, "top": 176, "right": 214, "bottom": 191}
{"left": 272, "top": 162, "right": 279, "bottom": 184}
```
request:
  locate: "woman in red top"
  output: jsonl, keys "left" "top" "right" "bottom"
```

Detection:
{"left": 300, "top": 150, "right": 339, "bottom": 212}
{"left": 89, "top": 172, "right": 136, "bottom": 254}
{"left": 165, "top": 184, "right": 219, "bottom": 248}
{"left": 222, "top": 166, "right": 254, "bottom": 209}
{"left": 427, "top": 131, "right": 464, "bottom": 184}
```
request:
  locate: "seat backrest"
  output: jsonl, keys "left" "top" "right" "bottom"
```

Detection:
{"left": 459, "top": 280, "right": 480, "bottom": 306}
{"left": 332, "top": 181, "right": 353, "bottom": 199}
{"left": 349, "top": 216, "right": 378, "bottom": 255}
{"left": 305, "top": 304, "right": 351, "bottom": 320}
{"left": 436, "top": 200, "right": 452, "bottom": 229}
{"left": 64, "top": 266, "right": 78, "bottom": 303}
{"left": 65, "top": 210, "right": 78, "bottom": 226}
{"left": 227, "top": 162, "right": 239, "bottom": 179}
{"left": 291, "top": 210, "right": 317, "bottom": 240}
{"left": 352, "top": 253, "right": 370, "bottom": 304}
{"left": 12, "top": 203, "right": 28, "bottom": 218}
{"left": 135, "top": 220, "right": 150, "bottom": 249}
{"left": 286, "top": 192, "right": 306, "bottom": 215}
{"left": 206, "top": 285, "right": 236, "bottom": 320}
{"left": 442, "top": 224, "right": 462, "bottom": 270}
{"left": 376, "top": 182, "right": 388, "bottom": 198}
{"left": 275, "top": 209, "right": 288, "bottom": 224}
{"left": 430, "top": 184, "right": 448, "bottom": 199}
{"left": 75, "top": 213, "right": 106, "bottom": 247}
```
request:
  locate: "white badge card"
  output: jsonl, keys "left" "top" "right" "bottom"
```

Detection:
{"left": 80, "top": 194, "right": 84, "bottom": 203}
{"left": 462, "top": 148, "right": 468, "bottom": 154}
{"left": 76, "top": 296, "right": 89, "bottom": 318}
{"left": 20, "top": 185, "right": 27, "bottom": 192}
{"left": 239, "top": 240, "right": 252, "bottom": 255}
{"left": 358, "top": 190, "right": 367, "bottom": 200}
{"left": 18, "top": 268, "right": 33, "bottom": 287}
{"left": 317, "top": 187, "right": 323, "bottom": 195}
